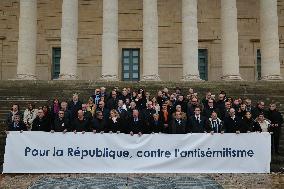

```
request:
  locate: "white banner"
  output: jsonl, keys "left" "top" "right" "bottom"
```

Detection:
{"left": 3, "top": 132, "right": 271, "bottom": 173}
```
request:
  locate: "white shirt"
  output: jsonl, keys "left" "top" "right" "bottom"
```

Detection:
{"left": 258, "top": 120, "right": 270, "bottom": 132}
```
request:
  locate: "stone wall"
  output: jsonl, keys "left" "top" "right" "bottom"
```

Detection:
{"left": 0, "top": 0, "right": 283, "bottom": 81}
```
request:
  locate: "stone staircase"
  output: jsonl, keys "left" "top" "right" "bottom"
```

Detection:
{"left": 0, "top": 81, "right": 284, "bottom": 172}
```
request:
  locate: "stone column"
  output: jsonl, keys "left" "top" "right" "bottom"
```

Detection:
{"left": 101, "top": 0, "right": 119, "bottom": 81}
{"left": 221, "top": 0, "right": 242, "bottom": 80}
{"left": 142, "top": 0, "right": 160, "bottom": 81}
{"left": 181, "top": 0, "right": 201, "bottom": 81}
{"left": 260, "top": 0, "right": 282, "bottom": 80}
{"left": 16, "top": 0, "right": 37, "bottom": 80}
{"left": 59, "top": 0, "right": 78, "bottom": 80}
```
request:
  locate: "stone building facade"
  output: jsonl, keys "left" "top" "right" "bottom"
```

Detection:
{"left": 0, "top": 0, "right": 283, "bottom": 81}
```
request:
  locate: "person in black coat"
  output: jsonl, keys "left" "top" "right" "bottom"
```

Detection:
{"left": 135, "top": 93, "right": 147, "bottom": 111}
{"left": 215, "top": 94, "right": 226, "bottom": 112}
{"left": 219, "top": 101, "right": 231, "bottom": 120}
{"left": 251, "top": 101, "right": 266, "bottom": 119}
{"left": 32, "top": 109, "right": 51, "bottom": 132}
{"left": 82, "top": 104, "right": 93, "bottom": 122}
{"left": 7, "top": 114, "right": 27, "bottom": 132}
{"left": 169, "top": 111, "right": 187, "bottom": 134}
{"left": 174, "top": 95, "right": 188, "bottom": 113}
{"left": 187, "top": 97, "right": 199, "bottom": 117}
{"left": 224, "top": 108, "right": 242, "bottom": 133}
{"left": 106, "top": 110, "right": 124, "bottom": 133}
{"left": 119, "top": 88, "right": 131, "bottom": 103}
{"left": 266, "top": 103, "right": 283, "bottom": 155}
{"left": 188, "top": 107, "right": 209, "bottom": 133}
{"left": 141, "top": 101, "right": 156, "bottom": 127}
{"left": 97, "top": 101, "right": 110, "bottom": 122}
{"left": 68, "top": 93, "right": 82, "bottom": 121}
{"left": 6, "top": 104, "right": 22, "bottom": 126}
{"left": 51, "top": 110, "right": 70, "bottom": 132}
{"left": 159, "top": 103, "right": 171, "bottom": 133}
{"left": 240, "top": 111, "right": 261, "bottom": 133}
{"left": 117, "top": 100, "right": 128, "bottom": 119}
{"left": 236, "top": 103, "right": 247, "bottom": 119}
{"left": 106, "top": 90, "right": 119, "bottom": 110}
{"left": 60, "top": 101, "right": 72, "bottom": 124}
{"left": 72, "top": 110, "right": 91, "bottom": 132}
{"left": 93, "top": 111, "right": 107, "bottom": 133}
{"left": 126, "top": 109, "right": 145, "bottom": 135}
{"left": 202, "top": 99, "right": 220, "bottom": 119}
{"left": 149, "top": 114, "right": 164, "bottom": 133}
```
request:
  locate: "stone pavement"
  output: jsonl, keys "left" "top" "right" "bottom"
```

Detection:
{"left": 1, "top": 173, "right": 284, "bottom": 189}
{"left": 28, "top": 175, "right": 223, "bottom": 189}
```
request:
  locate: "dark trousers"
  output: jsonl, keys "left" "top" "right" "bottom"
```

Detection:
{"left": 271, "top": 127, "right": 281, "bottom": 153}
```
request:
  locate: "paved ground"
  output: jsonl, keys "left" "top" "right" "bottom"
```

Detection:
{"left": 1, "top": 174, "right": 284, "bottom": 189}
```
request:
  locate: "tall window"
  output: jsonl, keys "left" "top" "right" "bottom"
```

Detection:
{"left": 257, "top": 49, "right": 261, "bottom": 80}
{"left": 198, "top": 49, "right": 208, "bottom": 81}
{"left": 122, "top": 49, "right": 140, "bottom": 81}
{"left": 52, "top": 48, "right": 61, "bottom": 79}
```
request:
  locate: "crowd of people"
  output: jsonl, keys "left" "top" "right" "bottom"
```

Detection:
{"left": 5, "top": 86, "right": 283, "bottom": 154}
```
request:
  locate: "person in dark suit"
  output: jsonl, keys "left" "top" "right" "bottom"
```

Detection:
{"left": 68, "top": 93, "right": 82, "bottom": 121}
{"left": 119, "top": 88, "right": 131, "bottom": 103}
{"left": 141, "top": 101, "right": 156, "bottom": 128}
{"left": 188, "top": 106, "right": 209, "bottom": 133}
{"left": 236, "top": 103, "right": 247, "bottom": 119}
{"left": 97, "top": 101, "right": 110, "bottom": 122}
{"left": 60, "top": 101, "right": 72, "bottom": 124}
{"left": 149, "top": 114, "right": 164, "bottom": 133}
{"left": 159, "top": 103, "right": 171, "bottom": 133}
{"left": 252, "top": 100, "right": 267, "bottom": 119}
{"left": 117, "top": 100, "right": 128, "bottom": 119}
{"left": 240, "top": 111, "right": 261, "bottom": 133}
{"left": 92, "top": 111, "right": 106, "bottom": 133}
{"left": 32, "top": 109, "right": 51, "bottom": 132}
{"left": 106, "top": 90, "right": 119, "bottom": 110}
{"left": 51, "top": 110, "right": 70, "bottom": 132}
{"left": 219, "top": 101, "right": 231, "bottom": 120}
{"left": 126, "top": 109, "right": 145, "bottom": 135}
{"left": 106, "top": 109, "right": 124, "bottom": 133}
{"left": 266, "top": 103, "right": 283, "bottom": 155}
{"left": 187, "top": 97, "right": 199, "bottom": 117}
{"left": 6, "top": 104, "right": 22, "bottom": 127}
{"left": 72, "top": 110, "right": 90, "bottom": 133}
{"left": 135, "top": 93, "right": 147, "bottom": 111}
{"left": 174, "top": 95, "right": 188, "bottom": 113}
{"left": 208, "top": 111, "right": 224, "bottom": 134}
{"left": 224, "top": 108, "right": 242, "bottom": 133}
{"left": 127, "top": 101, "right": 137, "bottom": 118}
{"left": 202, "top": 99, "right": 219, "bottom": 119}
{"left": 169, "top": 111, "right": 187, "bottom": 134}
{"left": 82, "top": 104, "right": 93, "bottom": 122}
{"left": 7, "top": 114, "right": 26, "bottom": 132}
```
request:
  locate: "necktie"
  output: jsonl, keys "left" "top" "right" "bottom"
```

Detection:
{"left": 213, "top": 120, "right": 218, "bottom": 133}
